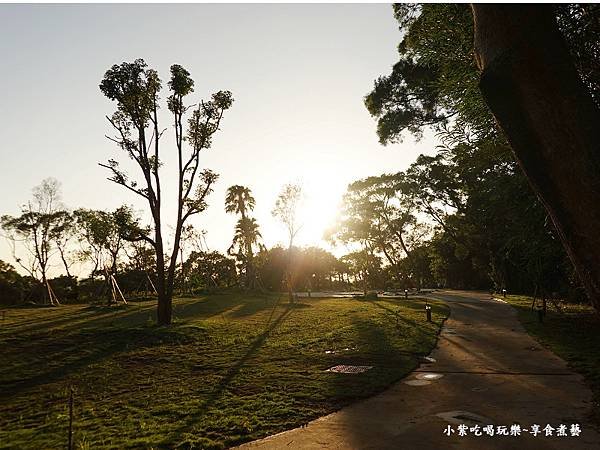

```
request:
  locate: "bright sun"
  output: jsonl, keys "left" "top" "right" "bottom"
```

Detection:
{"left": 294, "top": 173, "right": 346, "bottom": 249}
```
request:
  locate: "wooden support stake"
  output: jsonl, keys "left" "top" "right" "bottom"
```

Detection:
{"left": 111, "top": 275, "right": 127, "bottom": 304}
{"left": 68, "top": 386, "right": 74, "bottom": 450}
{"left": 46, "top": 281, "right": 60, "bottom": 306}
{"left": 146, "top": 273, "right": 157, "bottom": 294}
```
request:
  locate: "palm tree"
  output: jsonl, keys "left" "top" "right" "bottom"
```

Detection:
{"left": 225, "top": 185, "right": 256, "bottom": 221}
{"left": 230, "top": 217, "right": 262, "bottom": 257}
{"left": 225, "top": 185, "right": 260, "bottom": 289}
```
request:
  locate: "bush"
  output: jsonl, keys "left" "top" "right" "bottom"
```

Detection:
{"left": 0, "top": 261, "right": 31, "bottom": 305}
{"left": 48, "top": 276, "right": 79, "bottom": 303}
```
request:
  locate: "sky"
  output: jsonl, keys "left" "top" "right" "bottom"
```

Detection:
{"left": 0, "top": 3, "right": 439, "bottom": 277}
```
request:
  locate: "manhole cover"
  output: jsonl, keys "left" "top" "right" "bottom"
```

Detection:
{"left": 436, "top": 410, "right": 493, "bottom": 426}
{"left": 325, "top": 365, "right": 373, "bottom": 374}
{"left": 416, "top": 372, "right": 444, "bottom": 380}
{"left": 404, "top": 379, "right": 431, "bottom": 386}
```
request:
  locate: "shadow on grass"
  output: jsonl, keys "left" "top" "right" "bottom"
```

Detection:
{"left": 1, "top": 307, "right": 103, "bottom": 332}
{"left": 0, "top": 324, "right": 205, "bottom": 398}
{"left": 1, "top": 294, "right": 283, "bottom": 399}
{"left": 173, "top": 293, "right": 277, "bottom": 320}
{"left": 161, "top": 303, "right": 295, "bottom": 445}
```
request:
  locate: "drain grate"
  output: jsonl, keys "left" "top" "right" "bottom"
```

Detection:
{"left": 325, "top": 365, "right": 373, "bottom": 374}
{"left": 404, "top": 379, "right": 431, "bottom": 386}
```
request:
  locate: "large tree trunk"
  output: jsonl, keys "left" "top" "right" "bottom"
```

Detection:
{"left": 157, "top": 291, "right": 172, "bottom": 325}
{"left": 471, "top": 5, "right": 600, "bottom": 311}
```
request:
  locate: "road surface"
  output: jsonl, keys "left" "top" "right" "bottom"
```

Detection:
{"left": 237, "top": 290, "right": 599, "bottom": 449}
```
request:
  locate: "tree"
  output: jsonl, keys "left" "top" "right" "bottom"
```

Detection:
{"left": 471, "top": 4, "right": 600, "bottom": 310}
{"left": 229, "top": 217, "right": 263, "bottom": 286}
{"left": 1, "top": 178, "right": 69, "bottom": 304}
{"left": 331, "top": 174, "right": 429, "bottom": 288}
{"left": 256, "top": 245, "right": 287, "bottom": 292}
{"left": 272, "top": 184, "right": 303, "bottom": 301}
{"left": 225, "top": 185, "right": 256, "bottom": 218}
{"left": 364, "top": 4, "right": 595, "bottom": 303}
{"left": 53, "top": 211, "right": 75, "bottom": 279}
{"left": 184, "top": 250, "right": 237, "bottom": 291}
{"left": 74, "top": 206, "right": 144, "bottom": 275}
{"left": 99, "top": 59, "right": 233, "bottom": 324}
{"left": 341, "top": 250, "right": 383, "bottom": 294}
{"left": 74, "top": 206, "right": 146, "bottom": 303}
{"left": 297, "top": 247, "right": 339, "bottom": 292}
{"left": 176, "top": 224, "right": 205, "bottom": 294}
{"left": 225, "top": 185, "right": 262, "bottom": 289}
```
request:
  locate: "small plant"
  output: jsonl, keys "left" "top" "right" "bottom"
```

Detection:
{"left": 363, "top": 292, "right": 378, "bottom": 300}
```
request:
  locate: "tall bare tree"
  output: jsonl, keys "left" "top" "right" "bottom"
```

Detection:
{"left": 99, "top": 59, "right": 233, "bottom": 324}
{"left": 272, "top": 184, "right": 303, "bottom": 301}
{"left": 1, "top": 178, "right": 68, "bottom": 304}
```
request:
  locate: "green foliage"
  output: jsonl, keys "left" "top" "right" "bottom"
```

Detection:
{"left": 0, "top": 260, "right": 30, "bottom": 305}
{"left": 74, "top": 206, "right": 147, "bottom": 276}
{"left": 185, "top": 251, "right": 238, "bottom": 291}
{"left": 556, "top": 4, "right": 600, "bottom": 106}
{"left": 330, "top": 173, "right": 430, "bottom": 289}
{"left": 48, "top": 275, "right": 79, "bottom": 303}
{"left": 230, "top": 217, "right": 262, "bottom": 258}
{"left": 225, "top": 185, "right": 256, "bottom": 217}
{"left": 99, "top": 59, "right": 161, "bottom": 130}
{"left": 256, "top": 246, "right": 350, "bottom": 292}
{"left": 365, "top": 4, "right": 493, "bottom": 144}
{"left": 361, "top": 4, "right": 593, "bottom": 296}
{"left": 341, "top": 249, "right": 384, "bottom": 292}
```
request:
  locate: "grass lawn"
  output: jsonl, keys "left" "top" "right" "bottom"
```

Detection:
{"left": 506, "top": 295, "right": 600, "bottom": 423}
{"left": 0, "top": 293, "right": 448, "bottom": 449}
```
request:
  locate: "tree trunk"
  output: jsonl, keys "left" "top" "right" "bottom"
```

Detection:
{"left": 157, "top": 291, "right": 172, "bottom": 325}
{"left": 105, "top": 273, "right": 113, "bottom": 306}
{"left": 155, "top": 238, "right": 172, "bottom": 325}
{"left": 58, "top": 246, "right": 71, "bottom": 278}
{"left": 246, "top": 251, "right": 255, "bottom": 290}
{"left": 471, "top": 5, "right": 600, "bottom": 311}
{"left": 287, "top": 239, "right": 294, "bottom": 303}
{"left": 41, "top": 271, "right": 49, "bottom": 305}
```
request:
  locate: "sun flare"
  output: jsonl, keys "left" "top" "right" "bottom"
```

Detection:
{"left": 294, "top": 172, "right": 346, "bottom": 249}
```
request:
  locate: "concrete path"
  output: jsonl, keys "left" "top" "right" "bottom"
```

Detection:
{"left": 237, "top": 290, "right": 599, "bottom": 449}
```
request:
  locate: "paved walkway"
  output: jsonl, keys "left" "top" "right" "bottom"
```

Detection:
{"left": 237, "top": 290, "right": 599, "bottom": 449}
